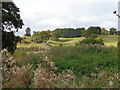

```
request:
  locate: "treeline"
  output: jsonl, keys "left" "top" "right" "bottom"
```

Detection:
{"left": 23, "top": 26, "right": 119, "bottom": 43}
{"left": 54, "top": 28, "right": 85, "bottom": 38}
{"left": 53, "top": 27, "right": 119, "bottom": 38}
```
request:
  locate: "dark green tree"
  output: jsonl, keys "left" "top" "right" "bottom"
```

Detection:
{"left": 32, "top": 31, "right": 51, "bottom": 43}
{"left": 50, "top": 32, "right": 59, "bottom": 41}
{"left": 24, "top": 27, "right": 31, "bottom": 36}
{"left": 83, "top": 26, "right": 101, "bottom": 38}
{"left": 2, "top": 2, "right": 24, "bottom": 54}
{"left": 109, "top": 27, "right": 117, "bottom": 35}
{"left": 87, "top": 26, "right": 101, "bottom": 35}
{"left": 54, "top": 28, "right": 85, "bottom": 38}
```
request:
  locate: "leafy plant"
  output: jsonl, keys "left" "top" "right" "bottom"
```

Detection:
{"left": 78, "top": 38, "right": 104, "bottom": 45}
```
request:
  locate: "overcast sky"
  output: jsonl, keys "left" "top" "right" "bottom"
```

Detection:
{"left": 13, "top": 0, "right": 119, "bottom": 36}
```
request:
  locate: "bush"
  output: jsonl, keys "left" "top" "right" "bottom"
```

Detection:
{"left": 90, "top": 34, "right": 98, "bottom": 38}
{"left": 33, "top": 64, "right": 76, "bottom": 88}
{"left": 1, "top": 49, "right": 32, "bottom": 88}
{"left": 78, "top": 38, "right": 104, "bottom": 45}
{"left": 117, "top": 42, "right": 120, "bottom": 47}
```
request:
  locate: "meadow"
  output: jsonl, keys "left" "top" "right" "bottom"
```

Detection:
{"left": 4, "top": 35, "right": 118, "bottom": 88}
{"left": 17, "top": 35, "right": 118, "bottom": 48}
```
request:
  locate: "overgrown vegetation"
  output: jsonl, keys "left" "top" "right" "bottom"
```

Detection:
{"left": 77, "top": 37, "right": 104, "bottom": 45}
{"left": 50, "top": 44, "right": 118, "bottom": 82}
{"left": 2, "top": 1, "right": 119, "bottom": 89}
{"left": 2, "top": 43, "right": 118, "bottom": 88}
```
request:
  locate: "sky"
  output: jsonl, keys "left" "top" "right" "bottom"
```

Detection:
{"left": 13, "top": 0, "right": 119, "bottom": 36}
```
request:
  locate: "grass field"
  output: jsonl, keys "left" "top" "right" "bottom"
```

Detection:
{"left": 100, "top": 35, "right": 118, "bottom": 46}
{"left": 48, "top": 37, "right": 85, "bottom": 46}
{"left": 17, "top": 35, "right": 118, "bottom": 48}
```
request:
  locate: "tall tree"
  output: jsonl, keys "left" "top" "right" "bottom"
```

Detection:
{"left": 2, "top": 2, "right": 24, "bottom": 54}
{"left": 25, "top": 27, "right": 31, "bottom": 36}
{"left": 87, "top": 26, "right": 101, "bottom": 35}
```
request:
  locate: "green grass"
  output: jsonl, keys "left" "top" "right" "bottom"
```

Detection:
{"left": 17, "top": 43, "right": 46, "bottom": 48}
{"left": 12, "top": 49, "right": 42, "bottom": 65}
{"left": 100, "top": 35, "right": 118, "bottom": 46}
{"left": 50, "top": 44, "right": 118, "bottom": 82}
{"left": 17, "top": 36, "right": 85, "bottom": 47}
{"left": 17, "top": 35, "right": 118, "bottom": 48}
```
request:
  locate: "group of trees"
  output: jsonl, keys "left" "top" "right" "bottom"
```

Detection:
{"left": 54, "top": 28, "right": 85, "bottom": 38}
{"left": 82, "top": 26, "right": 101, "bottom": 38}
{"left": 32, "top": 31, "right": 51, "bottom": 43}
{"left": 50, "top": 27, "right": 118, "bottom": 39}
{"left": 31, "top": 26, "right": 118, "bottom": 44}
{"left": 109, "top": 27, "right": 118, "bottom": 35}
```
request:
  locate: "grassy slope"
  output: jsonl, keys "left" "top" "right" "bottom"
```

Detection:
{"left": 17, "top": 35, "right": 118, "bottom": 48}
{"left": 48, "top": 37, "right": 85, "bottom": 46}
{"left": 17, "top": 36, "right": 46, "bottom": 48}
{"left": 100, "top": 35, "right": 118, "bottom": 46}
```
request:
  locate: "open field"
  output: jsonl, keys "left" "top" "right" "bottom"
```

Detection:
{"left": 48, "top": 37, "right": 85, "bottom": 46}
{"left": 100, "top": 35, "right": 118, "bottom": 46}
{"left": 17, "top": 35, "right": 118, "bottom": 48}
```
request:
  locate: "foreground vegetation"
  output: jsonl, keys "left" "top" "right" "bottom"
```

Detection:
{"left": 2, "top": 1, "right": 118, "bottom": 89}
{"left": 3, "top": 34, "right": 119, "bottom": 88}
{"left": 2, "top": 41, "right": 118, "bottom": 88}
{"left": 50, "top": 44, "right": 118, "bottom": 81}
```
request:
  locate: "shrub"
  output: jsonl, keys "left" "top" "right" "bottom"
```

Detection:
{"left": 90, "top": 34, "right": 98, "bottom": 38}
{"left": 78, "top": 38, "right": 104, "bottom": 45}
{"left": 33, "top": 64, "right": 76, "bottom": 88}
{"left": 117, "top": 42, "right": 120, "bottom": 47}
{"left": 3, "top": 65, "right": 32, "bottom": 88}
{"left": 1, "top": 49, "right": 32, "bottom": 88}
{"left": 80, "top": 71, "right": 118, "bottom": 88}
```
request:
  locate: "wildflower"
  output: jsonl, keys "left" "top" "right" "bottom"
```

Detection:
{"left": 109, "top": 81, "right": 113, "bottom": 86}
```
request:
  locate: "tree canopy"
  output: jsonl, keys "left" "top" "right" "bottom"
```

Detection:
{"left": 32, "top": 31, "right": 51, "bottom": 43}
{"left": 87, "top": 26, "right": 101, "bottom": 35}
{"left": 54, "top": 28, "right": 85, "bottom": 38}
{"left": 109, "top": 27, "right": 117, "bottom": 35}
{"left": 24, "top": 27, "right": 31, "bottom": 36}
{"left": 2, "top": 2, "right": 24, "bottom": 54}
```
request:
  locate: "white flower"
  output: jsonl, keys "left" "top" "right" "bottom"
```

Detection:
{"left": 109, "top": 81, "right": 113, "bottom": 86}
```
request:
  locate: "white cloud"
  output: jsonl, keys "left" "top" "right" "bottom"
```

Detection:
{"left": 13, "top": 0, "right": 118, "bottom": 36}
{"left": 99, "top": 21, "right": 117, "bottom": 29}
{"left": 39, "top": 18, "right": 63, "bottom": 27}
{"left": 78, "top": 16, "right": 97, "bottom": 23}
